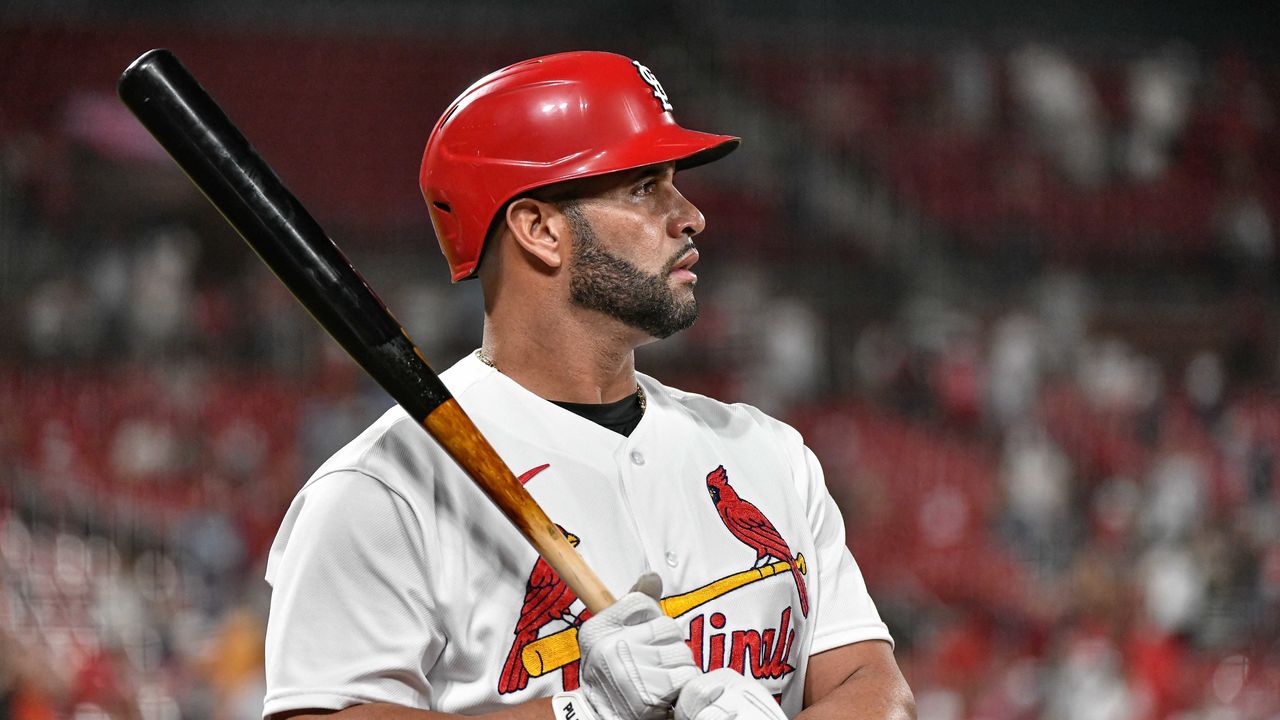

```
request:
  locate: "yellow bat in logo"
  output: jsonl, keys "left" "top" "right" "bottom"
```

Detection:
{"left": 522, "top": 553, "right": 806, "bottom": 677}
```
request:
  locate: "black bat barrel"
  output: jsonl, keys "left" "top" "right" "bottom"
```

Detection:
{"left": 117, "top": 49, "right": 451, "bottom": 422}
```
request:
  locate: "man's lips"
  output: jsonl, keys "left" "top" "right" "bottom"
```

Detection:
{"left": 671, "top": 248, "right": 700, "bottom": 274}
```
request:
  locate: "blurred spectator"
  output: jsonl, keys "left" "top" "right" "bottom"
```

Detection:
{"left": 999, "top": 425, "right": 1076, "bottom": 575}
{"left": 1214, "top": 190, "right": 1275, "bottom": 284}
{"left": 932, "top": 330, "right": 983, "bottom": 429}
{"left": 745, "top": 296, "right": 823, "bottom": 413}
{"left": 1034, "top": 273, "right": 1091, "bottom": 377}
{"left": 196, "top": 605, "right": 265, "bottom": 720}
{"left": 1075, "top": 339, "right": 1152, "bottom": 415}
{"left": 850, "top": 322, "right": 909, "bottom": 401}
{"left": 987, "top": 313, "right": 1042, "bottom": 429}
{"left": 1043, "top": 634, "right": 1135, "bottom": 720}
{"left": 1140, "top": 448, "right": 1209, "bottom": 545}
{"left": 1123, "top": 46, "right": 1196, "bottom": 182}
{"left": 1185, "top": 351, "right": 1226, "bottom": 428}
{"left": 1139, "top": 542, "right": 1206, "bottom": 636}
{"left": 298, "top": 342, "right": 390, "bottom": 470}
{"left": 1009, "top": 44, "right": 1108, "bottom": 187}
{"left": 179, "top": 476, "right": 247, "bottom": 617}
{"left": 1090, "top": 475, "right": 1142, "bottom": 546}
{"left": 24, "top": 276, "right": 97, "bottom": 359}
{"left": 110, "top": 417, "right": 180, "bottom": 485}
{"left": 127, "top": 227, "right": 198, "bottom": 356}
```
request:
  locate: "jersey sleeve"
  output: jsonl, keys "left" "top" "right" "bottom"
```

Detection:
{"left": 800, "top": 444, "right": 895, "bottom": 655}
{"left": 262, "top": 469, "right": 445, "bottom": 716}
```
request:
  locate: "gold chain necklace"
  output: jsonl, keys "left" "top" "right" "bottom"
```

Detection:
{"left": 475, "top": 349, "right": 646, "bottom": 413}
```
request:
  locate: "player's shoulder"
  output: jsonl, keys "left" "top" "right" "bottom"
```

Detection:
{"left": 306, "top": 352, "right": 490, "bottom": 490}
{"left": 307, "top": 404, "right": 422, "bottom": 486}
{"left": 641, "top": 374, "right": 805, "bottom": 448}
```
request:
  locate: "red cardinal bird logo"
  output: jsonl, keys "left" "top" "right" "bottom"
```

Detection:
{"left": 498, "top": 523, "right": 589, "bottom": 694}
{"left": 706, "top": 465, "right": 809, "bottom": 618}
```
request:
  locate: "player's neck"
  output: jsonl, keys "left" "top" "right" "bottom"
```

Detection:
{"left": 480, "top": 311, "right": 642, "bottom": 405}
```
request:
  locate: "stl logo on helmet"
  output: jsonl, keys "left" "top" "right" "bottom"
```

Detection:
{"left": 632, "top": 60, "right": 673, "bottom": 112}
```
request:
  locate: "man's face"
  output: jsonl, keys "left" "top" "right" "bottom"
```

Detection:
{"left": 561, "top": 163, "right": 705, "bottom": 340}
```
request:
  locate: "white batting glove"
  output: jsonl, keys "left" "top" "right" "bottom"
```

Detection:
{"left": 674, "top": 669, "right": 789, "bottom": 720}
{"left": 552, "top": 574, "right": 699, "bottom": 720}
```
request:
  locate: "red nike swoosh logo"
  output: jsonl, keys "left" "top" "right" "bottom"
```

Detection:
{"left": 517, "top": 463, "right": 551, "bottom": 486}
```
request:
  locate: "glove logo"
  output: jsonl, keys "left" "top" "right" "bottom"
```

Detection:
{"left": 706, "top": 465, "right": 810, "bottom": 618}
{"left": 632, "top": 60, "right": 674, "bottom": 112}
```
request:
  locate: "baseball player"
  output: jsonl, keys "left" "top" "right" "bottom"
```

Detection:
{"left": 262, "top": 52, "right": 914, "bottom": 720}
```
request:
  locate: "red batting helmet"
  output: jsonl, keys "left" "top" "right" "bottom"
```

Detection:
{"left": 420, "top": 51, "right": 740, "bottom": 282}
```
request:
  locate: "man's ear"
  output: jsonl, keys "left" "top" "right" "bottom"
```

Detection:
{"left": 505, "top": 198, "right": 568, "bottom": 271}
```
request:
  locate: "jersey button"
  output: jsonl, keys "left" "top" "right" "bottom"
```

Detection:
{"left": 630, "top": 451, "right": 645, "bottom": 466}
{"left": 665, "top": 551, "right": 679, "bottom": 567}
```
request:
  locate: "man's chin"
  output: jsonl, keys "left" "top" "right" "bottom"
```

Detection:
{"left": 667, "top": 279, "right": 698, "bottom": 307}
{"left": 648, "top": 302, "right": 699, "bottom": 340}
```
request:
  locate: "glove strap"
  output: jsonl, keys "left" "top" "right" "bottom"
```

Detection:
{"left": 552, "top": 691, "right": 600, "bottom": 720}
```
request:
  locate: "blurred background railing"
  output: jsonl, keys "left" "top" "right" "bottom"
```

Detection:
{"left": 1, "top": 2, "right": 1277, "bottom": 718}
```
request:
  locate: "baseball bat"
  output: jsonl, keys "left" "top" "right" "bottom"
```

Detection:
{"left": 117, "top": 48, "right": 615, "bottom": 613}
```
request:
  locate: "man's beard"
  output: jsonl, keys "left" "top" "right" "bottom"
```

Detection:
{"left": 564, "top": 205, "right": 698, "bottom": 340}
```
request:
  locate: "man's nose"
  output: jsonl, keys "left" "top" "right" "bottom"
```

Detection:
{"left": 669, "top": 188, "right": 706, "bottom": 238}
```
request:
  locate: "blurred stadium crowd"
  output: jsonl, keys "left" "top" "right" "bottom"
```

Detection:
{"left": 2, "top": 6, "right": 1279, "bottom": 720}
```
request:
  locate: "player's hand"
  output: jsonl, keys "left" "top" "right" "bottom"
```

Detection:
{"left": 674, "top": 669, "right": 788, "bottom": 720}
{"left": 554, "top": 573, "right": 699, "bottom": 720}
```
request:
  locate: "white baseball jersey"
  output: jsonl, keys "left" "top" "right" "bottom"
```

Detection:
{"left": 262, "top": 352, "right": 891, "bottom": 718}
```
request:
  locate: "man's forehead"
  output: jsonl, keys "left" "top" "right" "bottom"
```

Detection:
{"left": 533, "top": 161, "right": 677, "bottom": 201}
{"left": 583, "top": 161, "right": 678, "bottom": 189}
{"left": 625, "top": 161, "right": 677, "bottom": 179}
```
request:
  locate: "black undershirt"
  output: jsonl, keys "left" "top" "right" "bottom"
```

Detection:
{"left": 552, "top": 393, "right": 645, "bottom": 437}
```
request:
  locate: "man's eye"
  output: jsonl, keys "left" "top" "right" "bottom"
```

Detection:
{"left": 636, "top": 180, "right": 657, "bottom": 195}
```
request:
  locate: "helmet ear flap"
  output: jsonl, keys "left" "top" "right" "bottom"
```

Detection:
{"left": 420, "top": 51, "right": 738, "bottom": 283}
{"left": 425, "top": 195, "right": 468, "bottom": 277}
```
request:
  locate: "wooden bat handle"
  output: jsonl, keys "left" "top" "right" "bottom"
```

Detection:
{"left": 426, "top": 400, "right": 615, "bottom": 612}
{"left": 117, "top": 48, "right": 614, "bottom": 613}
